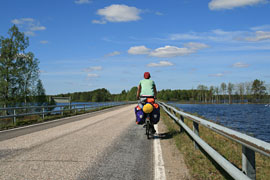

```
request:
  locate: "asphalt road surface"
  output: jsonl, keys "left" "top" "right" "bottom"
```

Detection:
{"left": 0, "top": 105, "right": 154, "bottom": 180}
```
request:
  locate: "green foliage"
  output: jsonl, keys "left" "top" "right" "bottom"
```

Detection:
{"left": 252, "top": 79, "right": 266, "bottom": 101}
{"left": 157, "top": 80, "right": 269, "bottom": 103}
{"left": 56, "top": 88, "right": 112, "bottom": 102}
{"left": 35, "top": 79, "right": 47, "bottom": 105}
{"left": 55, "top": 87, "right": 139, "bottom": 102}
{"left": 0, "top": 25, "right": 44, "bottom": 108}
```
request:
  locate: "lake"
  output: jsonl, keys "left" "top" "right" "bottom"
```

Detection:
{"left": 168, "top": 103, "right": 270, "bottom": 143}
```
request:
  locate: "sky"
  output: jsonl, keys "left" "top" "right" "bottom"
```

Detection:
{"left": 1, "top": 0, "right": 270, "bottom": 95}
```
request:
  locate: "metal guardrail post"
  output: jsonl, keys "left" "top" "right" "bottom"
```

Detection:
{"left": 61, "top": 106, "right": 64, "bottom": 116}
{"left": 180, "top": 115, "right": 184, "bottom": 133}
{"left": 193, "top": 122, "right": 199, "bottom": 149}
{"left": 242, "top": 145, "right": 256, "bottom": 180}
{"left": 42, "top": 107, "right": 45, "bottom": 119}
{"left": 13, "top": 109, "right": 16, "bottom": 125}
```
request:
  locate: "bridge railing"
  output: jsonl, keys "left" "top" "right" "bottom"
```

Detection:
{"left": 0, "top": 102, "right": 134, "bottom": 126}
{"left": 158, "top": 102, "right": 270, "bottom": 180}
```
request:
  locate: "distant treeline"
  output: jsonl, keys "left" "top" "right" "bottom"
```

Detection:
{"left": 54, "top": 79, "right": 269, "bottom": 104}
{"left": 54, "top": 87, "right": 138, "bottom": 102}
{"left": 158, "top": 79, "right": 269, "bottom": 103}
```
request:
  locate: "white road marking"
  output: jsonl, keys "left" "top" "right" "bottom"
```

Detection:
{"left": 154, "top": 124, "right": 166, "bottom": 180}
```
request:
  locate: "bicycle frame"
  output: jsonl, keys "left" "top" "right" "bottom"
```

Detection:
{"left": 145, "top": 114, "right": 151, "bottom": 139}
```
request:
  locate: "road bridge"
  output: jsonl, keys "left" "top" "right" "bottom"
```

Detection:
{"left": 0, "top": 104, "right": 187, "bottom": 180}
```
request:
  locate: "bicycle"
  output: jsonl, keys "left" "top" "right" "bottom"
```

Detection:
{"left": 145, "top": 113, "right": 151, "bottom": 139}
{"left": 138, "top": 96, "right": 156, "bottom": 139}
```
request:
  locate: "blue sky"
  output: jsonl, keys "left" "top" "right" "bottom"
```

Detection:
{"left": 1, "top": 0, "right": 270, "bottom": 95}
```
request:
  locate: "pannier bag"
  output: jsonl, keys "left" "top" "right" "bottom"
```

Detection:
{"left": 135, "top": 105, "right": 145, "bottom": 124}
{"left": 151, "top": 104, "right": 160, "bottom": 124}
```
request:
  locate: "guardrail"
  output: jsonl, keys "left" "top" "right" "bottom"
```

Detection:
{"left": 0, "top": 102, "right": 135, "bottom": 126}
{"left": 158, "top": 102, "right": 270, "bottom": 180}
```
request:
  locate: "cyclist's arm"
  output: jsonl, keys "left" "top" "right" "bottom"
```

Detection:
{"left": 136, "top": 84, "right": 141, "bottom": 100}
{"left": 154, "top": 85, "right": 157, "bottom": 99}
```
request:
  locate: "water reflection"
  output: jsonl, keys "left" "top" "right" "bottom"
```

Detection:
{"left": 169, "top": 103, "right": 270, "bottom": 142}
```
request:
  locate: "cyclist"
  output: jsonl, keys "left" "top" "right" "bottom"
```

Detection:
{"left": 136, "top": 72, "right": 157, "bottom": 133}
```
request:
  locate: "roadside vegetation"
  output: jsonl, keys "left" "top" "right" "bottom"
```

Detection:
{"left": 0, "top": 25, "right": 50, "bottom": 109}
{"left": 160, "top": 108, "right": 270, "bottom": 180}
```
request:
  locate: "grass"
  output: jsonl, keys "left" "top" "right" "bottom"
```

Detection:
{"left": 0, "top": 106, "right": 115, "bottom": 130}
{"left": 160, "top": 108, "right": 270, "bottom": 180}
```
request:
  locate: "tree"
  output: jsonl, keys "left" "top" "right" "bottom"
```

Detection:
{"left": 236, "top": 83, "right": 245, "bottom": 103}
{"left": 35, "top": 79, "right": 46, "bottom": 105}
{"left": 227, "top": 82, "right": 234, "bottom": 104}
{"left": 17, "top": 52, "right": 39, "bottom": 104}
{"left": 252, "top": 79, "right": 266, "bottom": 102}
{"left": 209, "top": 86, "right": 214, "bottom": 103}
{"left": 220, "top": 82, "right": 227, "bottom": 103}
{"left": 0, "top": 25, "right": 32, "bottom": 108}
{"left": 214, "top": 86, "right": 220, "bottom": 103}
{"left": 126, "top": 86, "right": 138, "bottom": 101}
{"left": 197, "top": 85, "right": 204, "bottom": 102}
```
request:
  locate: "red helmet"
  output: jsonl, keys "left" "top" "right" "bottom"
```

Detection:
{"left": 144, "top": 72, "right": 150, "bottom": 79}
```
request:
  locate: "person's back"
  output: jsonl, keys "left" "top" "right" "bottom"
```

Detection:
{"left": 137, "top": 72, "right": 157, "bottom": 99}
{"left": 139, "top": 79, "right": 155, "bottom": 97}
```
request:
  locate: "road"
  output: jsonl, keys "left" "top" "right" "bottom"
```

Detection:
{"left": 0, "top": 105, "right": 154, "bottom": 180}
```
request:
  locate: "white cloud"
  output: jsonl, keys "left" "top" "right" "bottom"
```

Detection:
{"left": 251, "top": 25, "right": 270, "bottom": 31}
{"left": 42, "top": 71, "right": 84, "bottom": 76}
{"left": 209, "top": 73, "right": 224, "bottom": 77}
{"left": 87, "top": 73, "right": 99, "bottom": 78}
{"left": 147, "top": 61, "right": 174, "bottom": 67}
{"left": 232, "top": 62, "right": 250, "bottom": 68}
{"left": 12, "top": 18, "right": 34, "bottom": 24}
{"left": 243, "top": 31, "right": 270, "bottom": 41}
{"left": 105, "top": 51, "right": 120, "bottom": 57}
{"left": 24, "top": 31, "right": 36, "bottom": 36}
{"left": 40, "top": 40, "right": 49, "bottom": 44}
{"left": 212, "top": 29, "right": 231, "bottom": 35}
{"left": 128, "top": 46, "right": 150, "bottom": 55}
{"left": 168, "top": 30, "right": 241, "bottom": 42}
{"left": 83, "top": 66, "right": 102, "bottom": 72}
{"left": 169, "top": 29, "right": 270, "bottom": 43}
{"left": 11, "top": 18, "right": 46, "bottom": 36}
{"left": 95, "top": 4, "right": 141, "bottom": 23}
{"left": 30, "top": 26, "right": 46, "bottom": 31}
{"left": 150, "top": 44, "right": 208, "bottom": 58}
{"left": 149, "top": 46, "right": 193, "bottom": 58}
{"left": 92, "top": 19, "right": 106, "bottom": 24}
{"left": 74, "top": 0, "right": 91, "bottom": 4}
{"left": 209, "top": 0, "right": 266, "bottom": 10}
{"left": 184, "top": 42, "right": 209, "bottom": 50}
{"left": 169, "top": 33, "right": 202, "bottom": 40}
{"left": 128, "top": 43, "right": 208, "bottom": 58}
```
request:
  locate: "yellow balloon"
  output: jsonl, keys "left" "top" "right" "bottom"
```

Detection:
{"left": 143, "top": 103, "right": 153, "bottom": 113}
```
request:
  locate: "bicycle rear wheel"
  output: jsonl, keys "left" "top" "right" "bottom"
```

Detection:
{"left": 146, "top": 120, "right": 150, "bottom": 139}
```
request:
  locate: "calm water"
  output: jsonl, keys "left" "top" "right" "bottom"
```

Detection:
{"left": 169, "top": 103, "right": 270, "bottom": 143}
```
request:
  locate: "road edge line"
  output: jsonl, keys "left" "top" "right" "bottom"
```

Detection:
{"left": 154, "top": 124, "right": 166, "bottom": 180}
